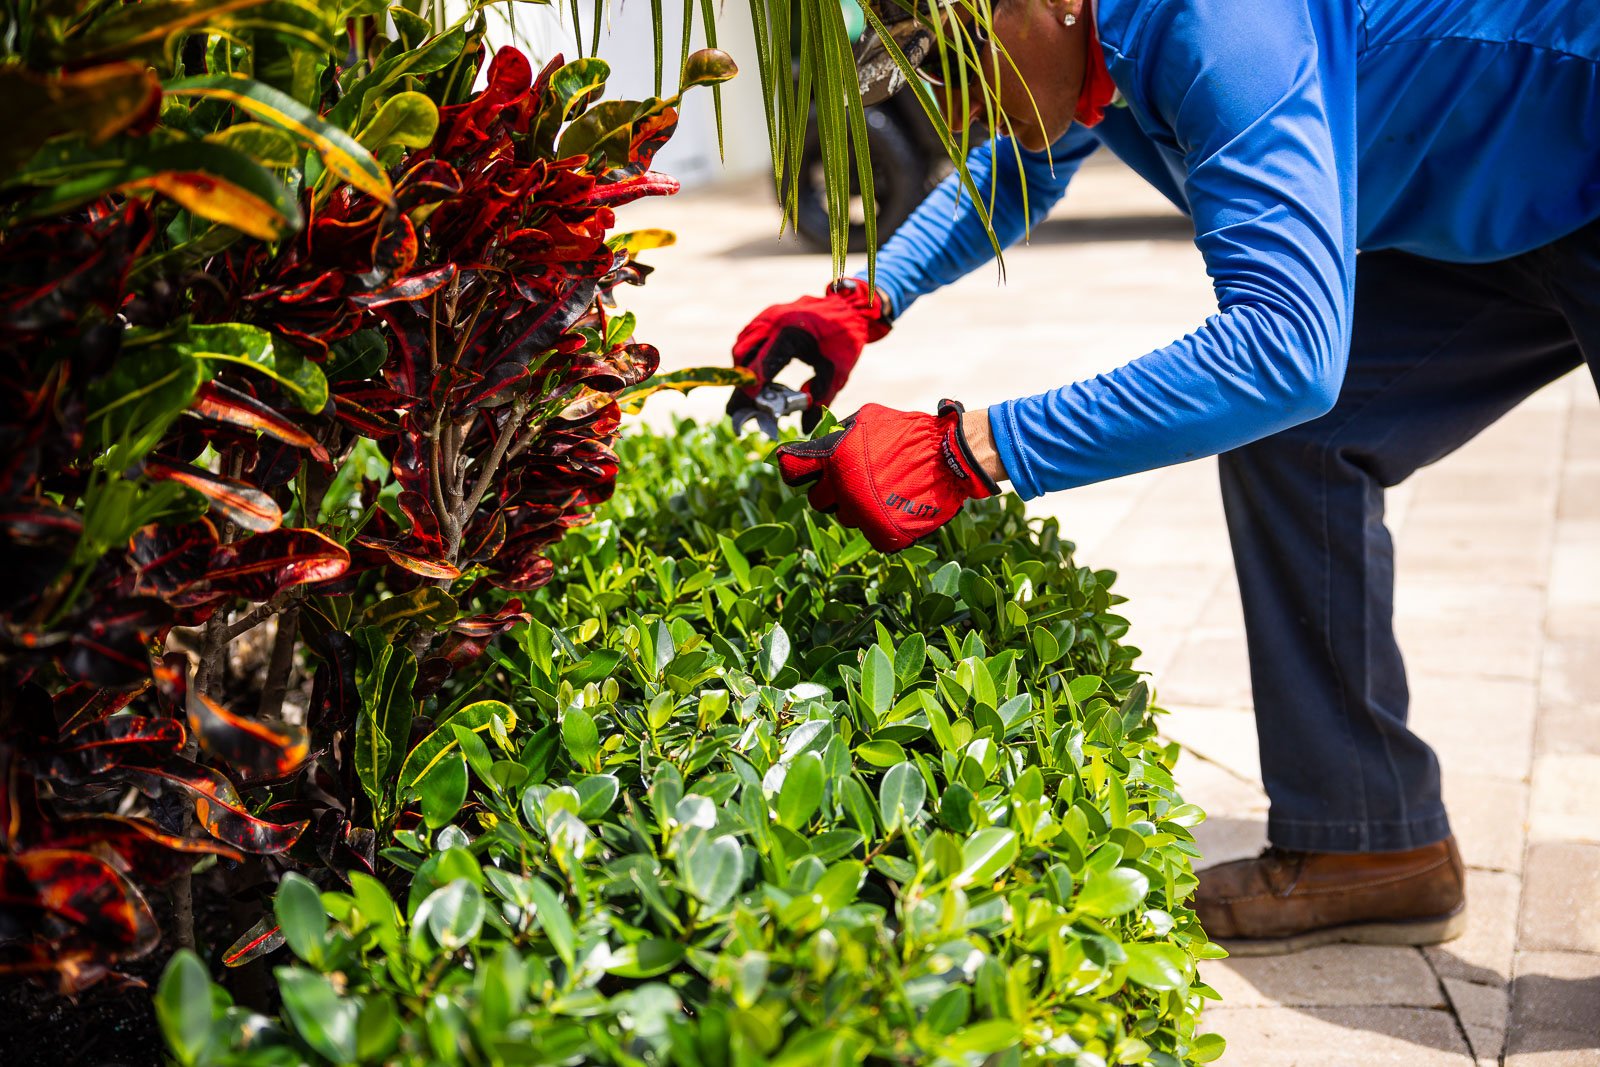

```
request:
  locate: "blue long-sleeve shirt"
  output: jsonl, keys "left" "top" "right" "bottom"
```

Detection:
{"left": 861, "top": 0, "right": 1600, "bottom": 498}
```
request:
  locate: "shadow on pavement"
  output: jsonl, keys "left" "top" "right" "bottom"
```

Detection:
{"left": 1505, "top": 969, "right": 1600, "bottom": 1056}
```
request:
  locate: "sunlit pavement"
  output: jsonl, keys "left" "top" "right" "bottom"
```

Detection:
{"left": 611, "top": 157, "right": 1600, "bottom": 1065}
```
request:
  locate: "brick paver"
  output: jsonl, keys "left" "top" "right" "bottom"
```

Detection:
{"left": 617, "top": 157, "right": 1600, "bottom": 1064}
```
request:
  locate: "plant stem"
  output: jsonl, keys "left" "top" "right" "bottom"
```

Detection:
{"left": 218, "top": 600, "right": 279, "bottom": 644}
{"left": 457, "top": 397, "right": 532, "bottom": 549}
{"left": 257, "top": 602, "right": 301, "bottom": 722}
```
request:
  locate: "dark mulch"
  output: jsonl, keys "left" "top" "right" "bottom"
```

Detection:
{"left": 1, "top": 866, "right": 277, "bottom": 1067}
{"left": 0, "top": 958, "right": 165, "bottom": 1067}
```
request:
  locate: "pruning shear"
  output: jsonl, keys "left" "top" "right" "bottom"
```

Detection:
{"left": 727, "top": 382, "right": 811, "bottom": 440}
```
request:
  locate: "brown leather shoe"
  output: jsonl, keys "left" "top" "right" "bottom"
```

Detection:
{"left": 1196, "top": 836, "right": 1467, "bottom": 957}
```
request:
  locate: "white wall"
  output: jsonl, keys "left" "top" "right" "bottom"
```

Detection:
{"left": 445, "top": 1, "right": 772, "bottom": 188}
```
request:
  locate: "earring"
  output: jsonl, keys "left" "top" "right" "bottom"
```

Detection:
{"left": 1062, "top": 7, "right": 1078, "bottom": 26}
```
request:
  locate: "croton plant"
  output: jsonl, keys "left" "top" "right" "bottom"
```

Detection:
{"left": 0, "top": 0, "right": 736, "bottom": 997}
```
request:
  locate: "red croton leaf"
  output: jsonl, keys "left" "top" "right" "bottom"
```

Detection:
{"left": 0, "top": 200, "right": 152, "bottom": 341}
{"left": 439, "top": 599, "right": 530, "bottom": 669}
{"left": 395, "top": 159, "right": 463, "bottom": 211}
{"left": 0, "top": 850, "right": 160, "bottom": 957}
{"left": 129, "top": 519, "right": 220, "bottom": 596}
{"left": 380, "top": 545, "right": 461, "bottom": 580}
{"left": 189, "top": 380, "right": 329, "bottom": 462}
{"left": 45, "top": 715, "right": 186, "bottom": 784}
{"left": 431, "top": 45, "right": 536, "bottom": 158}
{"left": 312, "top": 808, "right": 376, "bottom": 879}
{"left": 123, "top": 756, "right": 308, "bottom": 854}
{"left": 0, "top": 500, "right": 83, "bottom": 543}
{"left": 222, "top": 915, "right": 285, "bottom": 968}
{"left": 205, "top": 527, "right": 351, "bottom": 601}
{"left": 145, "top": 456, "right": 282, "bottom": 533}
{"left": 486, "top": 549, "right": 554, "bottom": 592}
{"left": 580, "top": 170, "right": 681, "bottom": 209}
{"left": 0, "top": 942, "right": 107, "bottom": 994}
{"left": 451, "top": 360, "right": 529, "bottom": 412}
{"left": 349, "top": 263, "right": 456, "bottom": 308}
{"left": 307, "top": 629, "right": 358, "bottom": 750}
{"left": 53, "top": 680, "right": 148, "bottom": 735}
{"left": 186, "top": 691, "right": 310, "bottom": 783}
{"left": 45, "top": 710, "right": 184, "bottom": 783}
{"left": 61, "top": 594, "right": 175, "bottom": 687}
{"left": 44, "top": 814, "right": 245, "bottom": 882}
{"left": 626, "top": 106, "right": 679, "bottom": 174}
{"left": 461, "top": 508, "right": 507, "bottom": 564}
{"left": 329, "top": 384, "right": 406, "bottom": 438}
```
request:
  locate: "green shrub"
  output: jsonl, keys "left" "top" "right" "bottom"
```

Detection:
{"left": 161, "top": 418, "right": 1224, "bottom": 1066}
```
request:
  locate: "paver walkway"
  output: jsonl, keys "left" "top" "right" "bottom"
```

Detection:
{"left": 616, "top": 159, "right": 1600, "bottom": 1065}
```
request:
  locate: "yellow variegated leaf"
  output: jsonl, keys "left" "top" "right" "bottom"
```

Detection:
{"left": 166, "top": 74, "right": 393, "bottom": 205}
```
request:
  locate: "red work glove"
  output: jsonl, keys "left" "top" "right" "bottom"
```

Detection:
{"left": 729, "top": 277, "right": 893, "bottom": 431}
{"left": 775, "top": 399, "right": 1000, "bottom": 553}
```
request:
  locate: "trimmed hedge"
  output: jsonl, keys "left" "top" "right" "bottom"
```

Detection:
{"left": 160, "top": 418, "right": 1223, "bottom": 1067}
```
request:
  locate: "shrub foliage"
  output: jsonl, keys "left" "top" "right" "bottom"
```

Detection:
{"left": 161, "top": 419, "right": 1224, "bottom": 1066}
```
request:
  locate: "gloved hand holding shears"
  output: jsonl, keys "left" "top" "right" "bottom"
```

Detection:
{"left": 726, "top": 277, "right": 892, "bottom": 433}
{"left": 727, "top": 279, "right": 1007, "bottom": 553}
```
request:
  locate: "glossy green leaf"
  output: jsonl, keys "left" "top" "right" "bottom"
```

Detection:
{"left": 776, "top": 751, "right": 823, "bottom": 830}
{"left": 420, "top": 751, "right": 468, "bottom": 830}
{"left": 859, "top": 644, "right": 894, "bottom": 717}
{"left": 605, "top": 938, "right": 686, "bottom": 978}
{"left": 1124, "top": 942, "right": 1189, "bottom": 991}
{"left": 355, "top": 644, "right": 415, "bottom": 812}
{"left": 525, "top": 876, "right": 577, "bottom": 969}
{"left": 328, "top": 23, "right": 467, "bottom": 131}
{"left": 422, "top": 879, "right": 485, "bottom": 951}
{"left": 681, "top": 833, "right": 742, "bottom": 912}
{"left": 354, "top": 91, "right": 439, "bottom": 153}
{"left": 956, "top": 827, "right": 1018, "bottom": 887}
{"left": 85, "top": 341, "right": 206, "bottom": 466}
{"left": 361, "top": 587, "right": 457, "bottom": 638}
{"left": 616, "top": 366, "right": 754, "bottom": 415}
{"left": 557, "top": 98, "right": 638, "bottom": 168}
{"left": 181, "top": 323, "right": 328, "bottom": 413}
{"left": 397, "top": 700, "right": 516, "bottom": 797}
{"left": 275, "top": 967, "right": 357, "bottom": 1064}
{"left": 853, "top": 739, "right": 905, "bottom": 767}
{"left": 1191, "top": 1033, "right": 1228, "bottom": 1063}
{"left": 155, "top": 950, "right": 213, "bottom": 1067}
{"left": 573, "top": 774, "right": 620, "bottom": 819}
{"left": 877, "top": 761, "right": 926, "bottom": 832}
{"left": 679, "top": 47, "right": 738, "bottom": 90}
{"left": 274, "top": 872, "right": 327, "bottom": 967}
{"left": 1077, "top": 867, "right": 1151, "bottom": 919}
{"left": 205, "top": 122, "right": 300, "bottom": 168}
{"left": 561, "top": 709, "right": 600, "bottom": 769}
{"left": 757, "top": 624, "right": 790, "bottom": 682}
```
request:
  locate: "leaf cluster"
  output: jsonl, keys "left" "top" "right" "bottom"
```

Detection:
{"left": 0, "top": 0, "right": 728, "bottom": 995}
{"left": 160, "top": 419, "right": 1224, "bottom": 1066}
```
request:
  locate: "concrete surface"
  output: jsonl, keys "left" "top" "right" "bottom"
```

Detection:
{"left": 607, "top": 155, "right": 1600, "bottom": 1065}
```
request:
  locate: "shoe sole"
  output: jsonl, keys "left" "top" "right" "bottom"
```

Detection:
{"left": 1215, "top": 905, "right": 1468, "bottom": 958}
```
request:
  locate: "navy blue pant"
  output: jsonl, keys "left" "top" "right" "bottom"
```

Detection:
{"left": 1219, "top": 219, "right": 1600, "bottom": 853}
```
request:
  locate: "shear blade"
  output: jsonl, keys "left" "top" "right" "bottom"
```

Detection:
{"left": 730, "top": 384, "right": 809, "bottom": 440}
